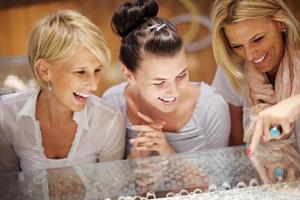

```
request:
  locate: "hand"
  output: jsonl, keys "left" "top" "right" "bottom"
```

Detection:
{"left": 248, "top": 95, "right": 300, "bottom": 153}
{"left": 250, "top": 156, "right": 296, "bottom": 185}
{"left": 129, "top": 112, "right": 175, "bottom": 156}
{"left": 248, "top": 146, "right": 299, "bottom": 185}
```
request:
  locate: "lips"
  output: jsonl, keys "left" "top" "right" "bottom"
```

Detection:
{"left": 73, "top": 92, "right": 90, "bottom": 104}
{"left": 158, "top": 96, "right": 177, "bottom": 106}
{"left": 73, "top": 92, "right": 90, "bottom": 98}
{"left": 254, "top": 53, "right": 267, "bottom": 64}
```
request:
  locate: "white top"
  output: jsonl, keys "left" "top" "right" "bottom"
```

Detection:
{"left": 212, "top": 67, "right": 300, "bottom": 151}
{"left": 103, "top": 82, "right": 230, "bottom": 155}
{"left": 0, "top": 89, "right": 126, "bottom": 172}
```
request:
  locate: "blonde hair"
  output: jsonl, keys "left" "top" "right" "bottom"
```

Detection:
{"left": 28, "top": 10, "right": 111, "bottom": 89}
{"left": 211, "top": 0, "right": 300, "bottom": 91}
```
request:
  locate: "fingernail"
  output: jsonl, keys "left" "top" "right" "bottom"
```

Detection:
{"left": 129, "top": 139, "right": 135, "bottom": 144}
{"left": 246, "top": 148, "right": 253, "bottom": 157}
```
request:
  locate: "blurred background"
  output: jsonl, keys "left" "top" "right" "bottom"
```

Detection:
{"left": 1, "top": 0, "right": 300, "bottom": 96}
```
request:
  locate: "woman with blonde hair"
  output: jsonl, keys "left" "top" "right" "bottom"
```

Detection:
{"left": 211, "top": 0, "right": 300, "bottom": 153}
{"left": 0, "top": 10, "right": 125, "bottom": 172}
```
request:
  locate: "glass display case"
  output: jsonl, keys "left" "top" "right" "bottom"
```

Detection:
{"left": 0, "top": 145, "right": 299, "bottom": 200}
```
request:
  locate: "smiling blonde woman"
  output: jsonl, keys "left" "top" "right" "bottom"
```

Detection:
{"left": 211, "top": 0, "right": 300, "bottom": 153}
{"left": 0, "top": 10, "right": 125, "bottom": 172}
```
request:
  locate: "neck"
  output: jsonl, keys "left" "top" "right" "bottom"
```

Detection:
{"left": 266, "top": 72, "right": 276, "bottom": 87}
{"left": 36, "top": 90, "right": 73, "bottom": 127}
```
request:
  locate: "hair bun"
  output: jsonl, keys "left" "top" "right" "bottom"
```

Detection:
{"left": 112, "top": 0, "right": 158, "bottom": 38}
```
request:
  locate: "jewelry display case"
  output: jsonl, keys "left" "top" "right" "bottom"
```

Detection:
{"left": 0, "top": 145, "right": 299, "bottom": 200}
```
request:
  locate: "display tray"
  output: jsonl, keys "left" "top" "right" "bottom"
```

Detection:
{"left": 0, "top": 145, "right": 299, "bottom": 200}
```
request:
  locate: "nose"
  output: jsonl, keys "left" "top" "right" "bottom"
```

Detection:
{"left": 244, "top": 45, "right": 257, "bottom": 62}
{"left": 85, "top": 74, "right": 98, "bottom": 91}
{"left": 166, "top": 82, "right": 179, "bottom": 96}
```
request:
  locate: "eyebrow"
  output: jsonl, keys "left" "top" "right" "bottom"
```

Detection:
{"left": 230, "top": 33, "right": 263, "bottom": 46}
{"left": 73, "top": 65, "right": 102, "bottom": 70}
{"left": 151, "top": 68, "right": 188, "bottom": 81}
{"left": 249, "top": 33, "right": 262, "bottom": 41}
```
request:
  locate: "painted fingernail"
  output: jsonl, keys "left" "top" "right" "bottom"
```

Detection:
{"left": 246, "top": 148, "right": 253, "bottom": 157}
{"left": 130, "top": 139, "right": 135, "bottom": 144}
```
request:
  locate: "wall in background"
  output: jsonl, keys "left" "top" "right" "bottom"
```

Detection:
{"left": 0, "top": 0, "right": 299, "bottom": 95}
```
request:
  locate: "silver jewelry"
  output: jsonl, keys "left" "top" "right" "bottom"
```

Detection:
{"left": 274, "top": 167, "right": 285, "bottom": 181}
{"left": 249, "top": 178, "right": 259, "bottom": 187}
{"left": 149, "top": 23, "right": 167, "bottom": 32}
{"left": 47, "top": 81, "right": 52, "bottom": 91}
{"left": 269, "top": 125, "right": 282, "bottom": 138}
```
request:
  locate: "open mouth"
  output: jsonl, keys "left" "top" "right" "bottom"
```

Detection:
{"left": 158, "top": 96, "right": 176, "bottom": 105}
{"left": 73, "top": 92, "right": 90, "bottom": 102}
{"left": 254, "top": 53, "right": 267, "bottom": 64}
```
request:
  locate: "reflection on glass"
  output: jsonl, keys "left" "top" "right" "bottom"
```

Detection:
{"left": 0, "top": 146, "right": 299, "bottom": 199}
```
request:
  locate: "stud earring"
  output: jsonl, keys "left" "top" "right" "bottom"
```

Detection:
{"left": 47, "top": 82, "right": 52, "bottom": 91}
{"left": 282, "top": 28, "right": 287, "bottom": 33}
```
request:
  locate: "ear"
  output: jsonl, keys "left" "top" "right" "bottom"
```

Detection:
{"left": 121, "top": 64, "right": 135, "bottom": 82}
{"left": 36, "top": 59, "right": 51, "bottom": 82}
{"left": 277, "top": 21, "right": 287, "bottom": 32}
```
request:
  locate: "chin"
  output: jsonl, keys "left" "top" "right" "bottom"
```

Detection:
{"left": 71, "top": 105, "right": 86, "bottom": 112}
{"left": 156, "top": 105, "right": 177, "bottom": 113}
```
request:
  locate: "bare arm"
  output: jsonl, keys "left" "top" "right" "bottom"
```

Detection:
{"left": 229, "top": 104, "right": 244, "bottom": 146}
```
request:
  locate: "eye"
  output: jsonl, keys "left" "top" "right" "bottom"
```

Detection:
{"left": 94, "top": 68, "right": 101, "bottom": 73}
{"left": 231, "top": 45, "right": 242, "bottom": 49}
{"left": 152, "top": 81, "right": 165, "bottom": 86}
{"left": 252, "top": 36, "right": 263, "bottom": 43}
{"left": 75, "top": 70, "right": 85, "bottom": 75}
{"left": 176, "top": 72, "right": 187, "bottom": 80}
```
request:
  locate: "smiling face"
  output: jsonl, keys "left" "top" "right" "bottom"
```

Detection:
{"left": 224, "top": 17, "right": 285, "bottom": 76}
{"left": 45, "top": 46, "right": 102, "bottom": 112}
{"left": 131, "top": 49, "right": 189, "bottom": 113}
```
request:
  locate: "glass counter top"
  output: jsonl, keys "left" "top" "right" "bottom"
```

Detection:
{"left": 0, "top": 145, "right": 299, "bottom": 200}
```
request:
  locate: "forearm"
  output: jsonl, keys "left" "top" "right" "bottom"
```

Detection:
{"left": 229, "top": 104, "right": 244, "bottom": 146}
{"left": 289, "top": 94, "right": 300, "bottom": 122}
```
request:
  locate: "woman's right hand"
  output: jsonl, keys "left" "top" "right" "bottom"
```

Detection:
{"left": 248, "top": 94, "right": 300, "bottom": 154}
{"left": 128, "top": 112, "right": 175, "bottom": 158}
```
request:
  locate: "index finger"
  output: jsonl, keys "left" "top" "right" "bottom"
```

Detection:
{"left": 249, "top": 118, "right": 264, "bottom": 154}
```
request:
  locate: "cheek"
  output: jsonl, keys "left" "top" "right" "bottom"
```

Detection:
{"left": 52, "top": 76, "right": 76, "bottom": 91}
{"left": 233, "top": 49, "right": 245, "bottom": 59}
{"left": 178, "top": 78, "right": 189, "bottom": 89}
{"left": 94, "top": 74, "right": 101, "bottom": 85}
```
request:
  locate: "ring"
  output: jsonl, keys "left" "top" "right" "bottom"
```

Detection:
{"left": 269, "top": 125, "right": 282, "bottom": 138}
{"left": 273, "top": 167, "right": 285, "bottom": 181}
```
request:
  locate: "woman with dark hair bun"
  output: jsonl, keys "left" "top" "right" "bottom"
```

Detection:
{"left": 103, "top": 0, "right": 230, "bottom": 158}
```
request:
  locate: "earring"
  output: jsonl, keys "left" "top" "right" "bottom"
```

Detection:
{"left": 47, "top": 82, "right": 52, "bottom": 91}
{"left": 282, "top": 28, "right": 287, "bottom": 33}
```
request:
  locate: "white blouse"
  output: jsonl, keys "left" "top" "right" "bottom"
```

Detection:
{"left": 0, "top": 89, "right": 125, "bottom": 172}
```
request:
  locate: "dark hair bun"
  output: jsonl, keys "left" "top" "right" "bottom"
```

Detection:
{"left": 112, "top": 0, "right": 158, "bottom": 38}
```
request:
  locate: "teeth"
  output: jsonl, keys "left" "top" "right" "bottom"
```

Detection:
{"left": 254, "top": 53, "right": 266, "bottom": 64}
{"left": 74, "top": 92, "right": 90, "bottom": 98}
{"left": 159, "top": 97, "right": 175, "bottom": 102}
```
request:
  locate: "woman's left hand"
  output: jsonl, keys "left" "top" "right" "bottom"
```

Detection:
{"left": 130, "top": 112, "right": 175, "bottom": 156}
{"left": 249, "top": 95, "right": 300, "bottom": 154}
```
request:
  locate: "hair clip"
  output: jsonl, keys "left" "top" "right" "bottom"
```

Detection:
{"left": 149, "top": 23, "right": 167, "bottom": 32}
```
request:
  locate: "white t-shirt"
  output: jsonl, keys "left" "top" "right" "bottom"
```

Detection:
{"left": 0, "top": 89, "right": 126, "bottom": 171}
{"left": 103, "top": 81, "right": 231, "bottom": 155}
